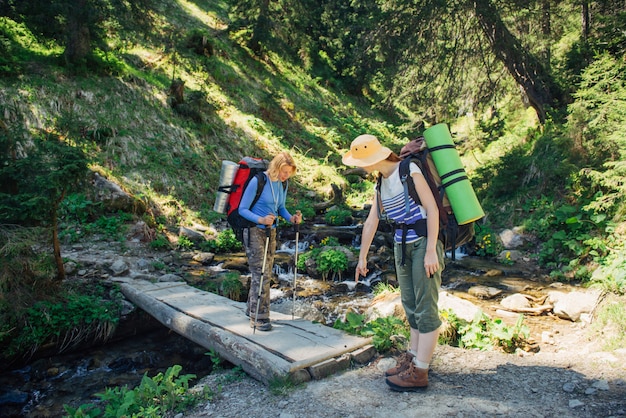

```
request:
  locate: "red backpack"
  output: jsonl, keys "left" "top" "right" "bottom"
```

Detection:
{"left": 223, "top": 157, "right": 286, "bottom": 241}
{"left": 224, "top": 157, "right": 268, "bottom": 236}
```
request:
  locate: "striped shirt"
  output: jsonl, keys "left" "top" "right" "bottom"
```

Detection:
{"left": 379, "top": 162, "right": 427, "bottom": 244}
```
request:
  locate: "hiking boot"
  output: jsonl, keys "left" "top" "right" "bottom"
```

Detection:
{"left": 385, "top": 351, "right": 415, "bottom": 377}
{"left": 250, "top": 318, "right": 272, "bottom": 331}
{"left": 385, "top": 363, "right": 429, "bottom": 392}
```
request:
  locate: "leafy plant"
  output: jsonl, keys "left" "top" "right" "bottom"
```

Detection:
{"left": 488, "top": 315, "right": 530, "bottom": 353}
{"left": 333, "top": 311, "right": 368, "bottom": 335}
{"left": 200, "top": 229, "right": 242, "bottom": 253}
{"left": 149, "top": 234, "right": 171, "bottom": 250}
{"left": 206, "top": 349, "right": 223, "bottom": 371}
{"left": 60, "top": 193, "right": 102, "bottom": 224}
{"left": 324, "top": 208, "right": 352, "bottom": 226}
{"left": 441, "top": 309, "right": 530, "bottom": 353}
{"left": 296, "top": 247, "right": 319, "bottom": 272}
{"left": 320, "top": 236, "right": 340, "bottom": 247}
{"left": 296, "top": 240, "right": 353, "bottom": 281}
{"left": 590, "top": 248, "right": 626, "bottom": 295}
{"left": 63, "top": 365, "right": 204, "bottom": 418}
{"left": 457, "top": 312, "right": 495, "bottom": 351}
{"left": 177, "top": 235, "right": 194, "bottom": 250}
{"left": 2, "top": 285, "right": 121, "bottom": 360}
{"left": 529, "top": 203, "right": 611, "bottom": 280}
{"left": 333, "top": 311, "right": 409, "bottom": 353}
{"left": 474, "top": 226, "right": 501, "bottom": 258}
{"left": 316, "top": 249, "right": 348, "bottom": 281}
{"left": 220, "top": 273, "right": 244, "bottom": 301}
{"left": 84, "top": 213, "right": 133, "bottom": 240}
{"left": 362, "top": 316, "right": 410, "bottom": 353}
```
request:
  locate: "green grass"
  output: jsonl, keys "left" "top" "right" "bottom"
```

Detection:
{"left": 0, "top": 0, "right": 401, "bottom": 227}
{"left": 591, "top": 294, "right": 626, "bottom": 351}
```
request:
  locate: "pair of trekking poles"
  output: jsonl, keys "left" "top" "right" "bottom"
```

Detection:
{"left": 253, "top": 211, "right": 300, "bottom": 334}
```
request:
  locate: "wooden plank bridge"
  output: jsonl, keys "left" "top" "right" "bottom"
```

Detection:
{"left": 112, "top": 278, "right": 375, "bottom": 385}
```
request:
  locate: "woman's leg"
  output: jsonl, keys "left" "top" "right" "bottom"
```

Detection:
{"left": 245, "top": 227, "right": 275, "bottom": 321}
{"left": 410, "top": 324, "right": 439, "bottom": 369}
{"left": 387, "top": 239, "right": 444, "bottom": 390}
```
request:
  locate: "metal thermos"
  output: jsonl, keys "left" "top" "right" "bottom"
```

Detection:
{"left": 213, "top": 160, "right": 239, "bottom": 213}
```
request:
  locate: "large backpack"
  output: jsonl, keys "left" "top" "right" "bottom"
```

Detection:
{"left": 377, "top": 136, "right": 477, "bottom": 260}
{"left": 223, "top": 156, "right": 287, "bottom": 241}
{"left": 224, "top": 157, "right": 269, "bottom": 241}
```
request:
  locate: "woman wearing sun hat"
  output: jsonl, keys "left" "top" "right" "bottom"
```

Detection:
{"left": 343, "top": 134, "right": 444, "bottom": 391}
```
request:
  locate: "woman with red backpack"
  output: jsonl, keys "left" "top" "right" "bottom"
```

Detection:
{"left": 238, "top": 151, "right": 302, "bottom": 332}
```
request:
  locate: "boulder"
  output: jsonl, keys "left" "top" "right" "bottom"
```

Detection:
{"left": 548, "top": 289, "right": 602, "bottom": 322}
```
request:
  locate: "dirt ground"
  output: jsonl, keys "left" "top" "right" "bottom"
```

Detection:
{"left": 187, "top": 304, "right": 626, "bottom": 418}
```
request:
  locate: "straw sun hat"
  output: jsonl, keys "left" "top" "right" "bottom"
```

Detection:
{"left": 342, "top": 134, "right": 392, "bottom": 167}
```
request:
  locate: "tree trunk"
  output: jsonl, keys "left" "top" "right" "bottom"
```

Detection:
{"left": 472, "top": 0, "right": 561, "bottom": 123}
{"left": 581, "top": 1, "right": 589, "bottom": 41}
{"left": 169, "top": 78, "right": 185, "bottom": 107}
{"left": 249, "top": 0, "right": 271, "bottom": 55}
{"left": 52, "top": 194, "right": 65, "bottom": 281}
{"left": 64, "top": 0, "right": 91, "bottom": 65}
{"left": 541, "top": 0, "right": 551, "bottom": 71}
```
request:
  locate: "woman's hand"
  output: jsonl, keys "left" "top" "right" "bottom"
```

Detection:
{"left": 291, "top": 210, "right": 302, "bottom": 224}
{"left": 424, "top": 248, "right": 439, "bottom": 278}
{"left": 260, "top": 214, "right": 276, "bottom": 226}
{"left": 355, "top": 260, "right": 368, "bottom": 283}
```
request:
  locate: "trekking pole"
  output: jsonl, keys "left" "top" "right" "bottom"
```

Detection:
{"left": 292, "top": 210, "right": 301, "bottom": 319}
{"left": 253, "top": 226, "right": 271, "bottom": 334}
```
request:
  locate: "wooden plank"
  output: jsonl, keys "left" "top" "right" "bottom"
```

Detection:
{"left": 119, "top": 281, "right": 300, "bottom": 384}
{"left": 117, "top": 279, "right": 373, "bottom": 385}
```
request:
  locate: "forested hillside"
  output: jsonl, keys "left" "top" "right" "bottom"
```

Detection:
{"left": 0, "top": 0, "right": 624, "bottom": 368}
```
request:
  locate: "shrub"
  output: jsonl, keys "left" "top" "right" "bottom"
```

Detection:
{"left": 440, "top": 309, "right": 531, "bottom": 353}
{"left": 200, "top": 229, "right": 242, "bottom": 253}
{"left": 2, "top": 283, "right": 122, "bottom": 361}
{"left": 64, "top": 365, "right": 208, "bottom": 418}
{"left": 324, "top": 208, "right": 352, "bottom": 226}
{"left": 316, "top": 249, "right": 348, "bottom": 281}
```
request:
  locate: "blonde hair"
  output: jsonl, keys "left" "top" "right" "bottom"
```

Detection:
{"left": 267, "top": 151, "right": 297, "bottom": 181}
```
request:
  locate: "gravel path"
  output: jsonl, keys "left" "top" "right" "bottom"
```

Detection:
{"left": 186, "top": 323, "right": 626, "bottom": 418}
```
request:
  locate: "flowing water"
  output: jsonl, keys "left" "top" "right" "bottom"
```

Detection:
{"left": 0, "top": 324, "right": 215, "bottom": 417}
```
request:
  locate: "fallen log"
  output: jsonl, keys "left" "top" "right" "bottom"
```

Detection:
{"left": 491, "top": 304, "right": 553, "bottom": 315}
{"left": 313, "top": 183, "right": 343, "bottom": 212}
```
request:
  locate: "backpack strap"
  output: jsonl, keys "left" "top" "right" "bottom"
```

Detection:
{"left": 399, "top": 158, "right": 421, "bottom": 209}
{"left": 250, "top": 173, "right": 287, "bottom": 225}
{"left": 375, "top": 160, "right": 427, "bottom": 266}
{"left": 404, "top": 154, "right": 449, "bottom": 225}
{"left": 428, "top": 144, "right": 469, "bottom": 190}
{"left": 249, "top": 172, "right": 266, "bottom": 211}
{"left": 401, "top": 155, "right": 449, "bottom": 222}
{"left": 375, "top": 174, "right": 386, "bottom": 222}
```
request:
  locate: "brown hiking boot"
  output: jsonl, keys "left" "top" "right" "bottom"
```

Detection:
{"left": 250, "top": 318, "right": 272, "bottom": 331}
{"left": 385, "top": 362, "right": 429, "bottom": 391}
{"left": 384, "top": 351, "right": 415, "bottom": 377}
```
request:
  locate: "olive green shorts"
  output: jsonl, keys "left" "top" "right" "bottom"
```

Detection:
{"left": 393, "top": 238, "right": 444, "bottom": 333}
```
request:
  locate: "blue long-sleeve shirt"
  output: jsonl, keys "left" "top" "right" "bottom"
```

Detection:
{"left": 239, "top": 173, "right": 291, "bottom": 229}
